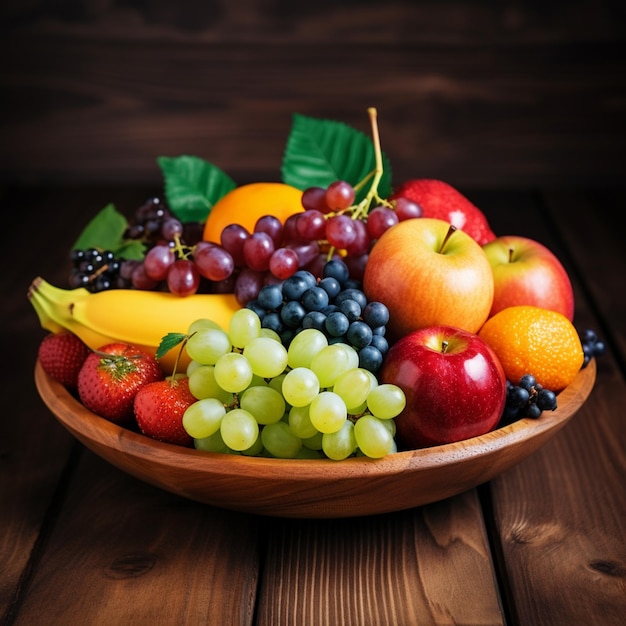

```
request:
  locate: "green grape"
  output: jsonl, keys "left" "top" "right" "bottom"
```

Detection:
{"left": 240, "top": 385, "right": 286, "bottom": 425}
{"left": 240, "top": 434, "right": 264, "bottom": 456}
{"left": 294, "top": 446, "right": 323, "bottom": 459}
{"left": 302, "top": 430, "right": 324, "bottom": 450}
{"left": 378, "top": 417, "right": 396, "bottom": 438}
{"left": 220, "top": 408, "right": 259, "bottom": 451}
{"left": 188, "top": 364, "right": 234, "bottom": 403}
{"left": 188, "top": 318, "right": 222, "bottom": 334}
{"left": 287, "top": 328, "right": 328, "bottom": 369}
{"left": 268, "top": 372, "right": 287, "bottom": 395}
{"left": 309, "top": 391, "right": 347, "bottom": 434}
{"left": 366, "top": 384, "right": 407, "bottom": 419}
{"left": 228, "top": 308, "right": 261, "bottom": 348}
{"left": 214, "top": 352, "right": 254, "bottom": 393}
{"left": 259, "top": 327, "right": 281, "bottom": 342}
{"left": 288, "top": 404, "right": 318, "bottom": 439}
{"left": 185, "top": 328, "right": 232, "bottom": 365}
{"left": 194, "top": 429, "right": 230, "bottom": 453}
{"left": 182, "top": 397, "right": 226, "bottom": 439}
{"left": 310, "top": 343, "right": 358, "bottom": 388}
{"left": 322, "top": 420, "right": 357, "bottom": 460}
{"left": 261, "top": 422, "right": 302, "bottom": 458}
{"left": 354, "top": 415, "right": 394, "bottom": 458}
{"left": 243, "top": 336, "right": 288, "bottom": 379}
{"left": 186, "top": 359, "right": 203, "bottom": 376}
{"left": 282, "top": 367, "right": 320, "bottom": 407}
{"left": 332, "top": 367, "right": 376, "bottom": 413}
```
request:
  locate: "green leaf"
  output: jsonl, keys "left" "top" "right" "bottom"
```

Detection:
{"left": 72, "top": 204, "right": 145, "bottom": 260}
{"left": 114, "top": 239, "right": 147, "bottom": 261}
{"left": 156, "top": 332, "right": 187, "bottom": 360}
{"left": 158, "top": 155, "right": 237, "bottom": 223}
{"left": 281, "top": 114, "right": 392, "bottom": 202}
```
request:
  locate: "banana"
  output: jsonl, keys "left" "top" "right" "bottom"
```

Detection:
{"left": 28, "top": 277, "right": 241, "bottom": 371}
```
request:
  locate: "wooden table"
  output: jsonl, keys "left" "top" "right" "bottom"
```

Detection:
{"left": 2, "top": 185, "right": 625, "bottom": 625}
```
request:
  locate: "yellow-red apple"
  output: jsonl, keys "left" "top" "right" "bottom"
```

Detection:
{"left": 362, "top": 218, "right": 494, "bottom": 342}
{"left": 482, "top": 235, "right": 575, "bottom": 321}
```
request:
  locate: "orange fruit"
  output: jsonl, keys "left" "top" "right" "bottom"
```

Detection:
{"left": 202, "top": 182, "right": 304, "bottom": 243}
{"left": 478, "top": 305, "right": 584, "bottom": 391}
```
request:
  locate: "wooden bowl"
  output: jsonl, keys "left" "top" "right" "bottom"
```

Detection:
{"left": 35, "top": 358, "right": 596, "bottom": 518}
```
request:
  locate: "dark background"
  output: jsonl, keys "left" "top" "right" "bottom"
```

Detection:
{"left": 1, "top": 0, "right": 625, "bottom": 189}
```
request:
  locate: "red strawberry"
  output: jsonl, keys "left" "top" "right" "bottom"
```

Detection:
{"left": 77, "top": 343, "right": 164, "bottom": 424}
{"left": 134, "top": 377, "right": 195, "bottom": 447}
{"left": 38, "top": 332, "right": 91, "bottom": 388}
{"left": 392, "top": 179, "right": 497, "bottom": 245}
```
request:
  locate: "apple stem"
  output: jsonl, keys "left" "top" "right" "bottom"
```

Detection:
{"left": 441, "top": 340, "right": 449, "bottom": 354}
{"left": 439, "top": 224, "right": 457, "bottom": 253}
{"left": 508, "top": 248, "right": 515, "bottom": 263}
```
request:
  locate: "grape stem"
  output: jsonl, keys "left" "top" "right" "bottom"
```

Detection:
{"left": 351, "top": 107, "right": 389, "bottom": 221}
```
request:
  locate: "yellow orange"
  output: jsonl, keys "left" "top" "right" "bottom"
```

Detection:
{"left": 478, "top": 305, "right": 583, "bottom": 391}
{"left": 202, "top": 182, "right": 304, "bottom": 243}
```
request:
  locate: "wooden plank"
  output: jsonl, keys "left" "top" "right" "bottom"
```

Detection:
{"left": 475, "top": 190, "right": 626, "bottom": 625}
{"left": 543, "top": 190, "right": 626, "bottom": 361}
{"left": 256, "top": 490, "right": 504, "bottom": 626}
{"left": 1, "top": 0, "right": 622, "bottom": 45}
{"left": 1, "top": 36, "right": 624, "bottom": 187}
{"left": 11, "top": 452, "right": 261, "bottom": 625}
{"left": 1, "top": 186, "right": 86, "bottom": 620}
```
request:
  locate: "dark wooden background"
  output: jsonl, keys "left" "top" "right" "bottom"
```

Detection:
{"left": 1, "top": 0, "right": 625, "bottom": 189}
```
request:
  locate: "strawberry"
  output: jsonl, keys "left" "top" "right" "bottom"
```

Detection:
{"left": 77, "top": 343, "right": 164, "bottom": 424}
{"left": 38, "top": 331, "right": 91, "bottom": 388}
{"left": 392, "top": 179, "right": 497, "bottom": 245}
{"left": 134, "top": 377, "right": 195, "bottom": 447}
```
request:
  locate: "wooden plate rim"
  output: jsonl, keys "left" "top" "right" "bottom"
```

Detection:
{"left": 34, "top": 357, "right": 597, "bottom": 482}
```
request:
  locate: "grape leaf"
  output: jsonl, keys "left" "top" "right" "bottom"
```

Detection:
{"left": 71, "top": 204, "right": 146, "bottom": 260}
{"left": 158, "top": 155, "right": 237, "bottom": 223}
{"left": 281, "top": 114, "right": 392, "bottom": 202}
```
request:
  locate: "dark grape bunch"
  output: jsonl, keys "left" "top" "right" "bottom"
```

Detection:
{"left": 69, "top": 248, "right": 128, "bottom": 292}
{"left": 501, "top": 374, "right": 558, "bottom": 424}
{"left": 579, "top": 328, "right": 606, "bottom": 367}
{"left": 246, "top": 258, "right": 390, "bottom": 373}
{"left": 123, "top": 197, "right": 203, "bottom": 248}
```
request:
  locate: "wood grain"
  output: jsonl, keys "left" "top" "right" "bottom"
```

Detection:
{"left": 1, "top": 2, "right": 625, "bottom": 187}
{"left": 257, "top": 494, "right": 504, "bottom": 625}
{"left": 480, "top": 190, "right": 626, "bottom": 625}
{"left": 10, "top": 453, "right": 261, "bottom": 626}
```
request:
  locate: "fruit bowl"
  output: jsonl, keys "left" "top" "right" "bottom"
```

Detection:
{"left": 35, "top": 358, "right": 596, "bottom": 519}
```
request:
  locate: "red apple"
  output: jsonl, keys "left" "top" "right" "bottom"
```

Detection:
{"left": 363, "top": 218, "right": 494, "bottom": 342}
{"left": 482, "top": 235, "right": 575, "bottom": 321}
{"left": 391, "top": 179, "right": 496, "bottom": 245}
{"left": 380, "top": 326, "right": 507, "bottom": 448}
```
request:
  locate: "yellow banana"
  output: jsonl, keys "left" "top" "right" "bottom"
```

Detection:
{"left": 28, "top": 277, "right": 241, "bottom": 371}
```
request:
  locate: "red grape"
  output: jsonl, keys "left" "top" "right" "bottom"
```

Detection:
{"left": 269, "top": 247, "right": 299, "bottom": 280}
{"left": 325, "top": 214, "right": 357, "bottom": 248}
{"left": 167, "top": 259, "right": 200, "bottom": 296}
{"left": 325, "top": 180, "right": 355, "bottom": 211}
{"left": 195, "top": 244, "right": 235, "bottom": 282}
{"left": 143, "top": 244, "right": 175, "bottom": 280}
{"left": 366, "top": 206, "right": 399, "bottom": 239}
{"left": 243, "top": 232, "right": 275, "bottom": 272}
{"left": 393, "top": 197, "right": 423, "bottom": 221}
{"left": 220, "top": 223, "right": 249, "bottom": 266}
